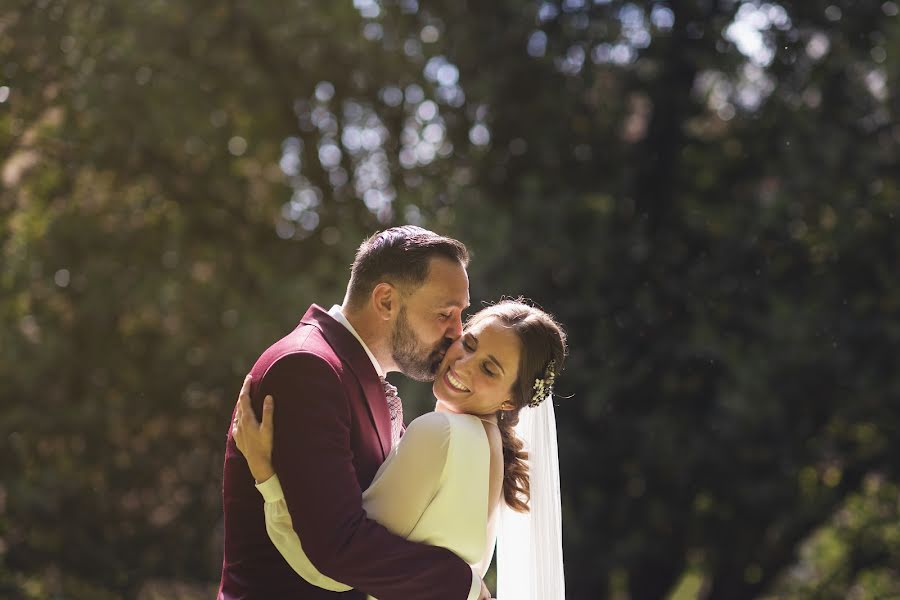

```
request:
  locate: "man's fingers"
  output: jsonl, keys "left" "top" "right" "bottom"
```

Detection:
{"left": 260, "top": 395, "right": 274, "bottom": 434}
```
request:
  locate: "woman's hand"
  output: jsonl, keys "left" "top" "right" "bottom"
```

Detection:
{"left": 232, "top": 375, "right": 276, "bottom": 484}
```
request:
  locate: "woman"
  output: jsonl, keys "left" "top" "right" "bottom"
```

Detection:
{"left": 233, "top": 299, "right": 567, "bottom": 599}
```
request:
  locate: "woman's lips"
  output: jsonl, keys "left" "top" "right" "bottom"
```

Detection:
{"left": 444, "top": 368, "right": 470, "bottom": 393}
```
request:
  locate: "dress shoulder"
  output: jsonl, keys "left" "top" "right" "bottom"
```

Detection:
{"left": 404, "top": 411, "right": 453, "bottom": 438}
{"left": 404, "top": 412, "right": 486, "bottom": 449}
{"left": 406, "top": 411, "right": 450, "bottom": 433}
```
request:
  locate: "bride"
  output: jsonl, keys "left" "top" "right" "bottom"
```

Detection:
{"left": 233, "top": 299, "right": 567, "bottom": 600}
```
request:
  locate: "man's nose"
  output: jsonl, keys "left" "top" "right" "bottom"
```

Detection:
{"left": 447, "top": 312, "right": 464, "bottom": 340}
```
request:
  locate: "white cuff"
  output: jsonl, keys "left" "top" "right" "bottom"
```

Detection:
{"left": 467, "top": 567, "right": 482, "bottom": 600}
{"left": 254, "top": 474, "right": 284, "bottom": 503}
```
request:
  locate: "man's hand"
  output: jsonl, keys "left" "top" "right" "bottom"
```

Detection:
{"left": 232, "top": 374, "right": 276, "bottom": 483}
{"left": 478, "top": 579, "right": 494, "bottom": 600}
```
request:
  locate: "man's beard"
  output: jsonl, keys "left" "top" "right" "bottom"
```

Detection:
{"left": 390, "top": 306, "right": 450, "bottom": 382}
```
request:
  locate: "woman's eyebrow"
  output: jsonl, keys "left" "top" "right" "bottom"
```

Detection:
{"left": 465, "top": 331, "right": 505, "bottom": 373}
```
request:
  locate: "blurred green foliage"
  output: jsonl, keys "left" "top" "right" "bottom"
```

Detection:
{"left": 1, "top": 1, "right": 898, "bottom": 599}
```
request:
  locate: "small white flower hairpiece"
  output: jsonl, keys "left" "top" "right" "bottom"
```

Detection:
{"left": 529, "top": 360, "right": 557, "bottom": 408}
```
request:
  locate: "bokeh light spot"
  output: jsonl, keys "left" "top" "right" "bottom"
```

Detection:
{"left": 228, "top": 136, "right": 247, "bottom": 156}
{"left": 54, "top": 269, "right": 70, "bottom": 288}
{"left": 469, "top": 123, "right": 490, "bottom": 146}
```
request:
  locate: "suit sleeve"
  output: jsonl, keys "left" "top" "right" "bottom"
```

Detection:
{"left": 255, "top": 474, "right": 351, "bottom": 591}
{"left": 260, "top": 353, "right": 475, "bottom": 600}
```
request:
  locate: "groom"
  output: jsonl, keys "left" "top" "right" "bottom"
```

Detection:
{"left": 218, "top": 226, "right": 490, "bottom": 599}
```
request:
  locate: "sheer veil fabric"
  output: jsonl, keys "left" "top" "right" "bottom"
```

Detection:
{"left": 495, "top": 396, "right": 565, "bottom": 600}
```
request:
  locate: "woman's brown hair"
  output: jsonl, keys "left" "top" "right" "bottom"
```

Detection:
{"left": 465, "top": 299, "right": 567, "bottom": 512}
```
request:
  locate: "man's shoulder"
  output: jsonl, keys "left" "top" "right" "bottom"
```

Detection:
{"left": 252, "top": 318, "right": 343, "bottom": 377}
{"left": 276, "top": 319, "right": 334, "bottom": 356}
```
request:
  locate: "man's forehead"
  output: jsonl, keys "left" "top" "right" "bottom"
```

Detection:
{"left": 418, "top": 258, "right": 469, "bottom": 306}
{"left": 436, "top": 296, "right": 470, "bottom": 309}
{"left": 419, "top": 281, "right": 469, "bottom": 306}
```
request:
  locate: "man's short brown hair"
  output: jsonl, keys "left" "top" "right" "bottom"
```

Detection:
{"left": 345, "top": 226, "right": 469, "bottom": 311}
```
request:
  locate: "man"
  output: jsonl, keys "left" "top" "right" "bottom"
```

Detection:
{"left": 218, "top": 226, "right": 491, "bottom": 599}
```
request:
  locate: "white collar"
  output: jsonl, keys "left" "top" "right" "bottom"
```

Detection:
{"left": 328, "top": 304, "right": 385, "bottom": 377}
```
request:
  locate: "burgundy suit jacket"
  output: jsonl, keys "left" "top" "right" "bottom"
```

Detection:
{"left": 218, "top": 305, "right": 473, "bottom": 600}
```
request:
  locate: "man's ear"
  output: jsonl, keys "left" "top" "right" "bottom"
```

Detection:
{"left": 371, "top": 282, "right": 398, "bottom": 320}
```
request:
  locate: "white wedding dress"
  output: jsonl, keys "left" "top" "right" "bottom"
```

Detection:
{"left": 255, "top": 411, "right": 496, "bottom": 599}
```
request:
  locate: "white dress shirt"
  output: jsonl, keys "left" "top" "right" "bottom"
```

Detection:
{"left": 328, "top": 304, "right": 384, "bottom": 377}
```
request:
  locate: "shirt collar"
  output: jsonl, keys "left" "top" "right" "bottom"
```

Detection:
{"left": 328, "top": 304, "right": 385, "bottom": 377}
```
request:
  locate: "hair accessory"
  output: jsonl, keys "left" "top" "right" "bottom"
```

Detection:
{"left": 529, "top": 360, "right": 556, "bottom": 408}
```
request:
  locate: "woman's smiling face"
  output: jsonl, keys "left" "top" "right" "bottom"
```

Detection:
{"left": 432, "top": 315, "right": 521, "bottom": 417}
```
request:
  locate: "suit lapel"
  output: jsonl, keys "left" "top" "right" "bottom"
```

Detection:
{"left": 303, "top": 305, "right": 392, "bottom": 460}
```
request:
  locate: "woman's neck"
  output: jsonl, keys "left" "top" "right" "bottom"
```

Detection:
{"left": 434, "top": 400, "right": 497, "bottom": 424}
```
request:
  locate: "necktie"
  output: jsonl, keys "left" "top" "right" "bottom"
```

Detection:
{"left": 380, "top": 376, "right": 404, "bottom": 449}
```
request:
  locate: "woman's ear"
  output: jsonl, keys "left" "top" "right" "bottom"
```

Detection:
{"left": 371, "top": 282, "right": 397, "bottom": 320}
{"left": 500, "top": 400, "right": 516, "bottom": 411}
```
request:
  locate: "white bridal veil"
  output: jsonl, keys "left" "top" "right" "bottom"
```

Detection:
{"left": 496, "top": 395, "right": 565, "bottom": 600}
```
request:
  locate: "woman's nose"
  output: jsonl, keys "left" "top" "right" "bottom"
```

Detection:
{"left": 454, "top": 350, "right": 474, "bottom": 372}
{"left": 444, "top": 340, "right": 464, "bottom": 363}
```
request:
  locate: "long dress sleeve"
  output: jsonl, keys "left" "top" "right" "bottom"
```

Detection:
{"left": 259, "top": 354, "right": 473, "bottom": 600}
{"left": 255, "top": 474, "right": 350, "bottom": 591}
{"left": 255, "top": 413, "right": 452, "bottom": 588}
{"left": 256, "top": 409, "right": 486, "bottom": 600}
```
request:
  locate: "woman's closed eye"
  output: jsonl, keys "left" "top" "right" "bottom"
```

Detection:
{"left": 462, "top": 336, "right": 497, "bottom": 376}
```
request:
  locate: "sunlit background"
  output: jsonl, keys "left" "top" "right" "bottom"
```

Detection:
{"left": 2, "top": 1, "right": 899, "bottom": 598}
